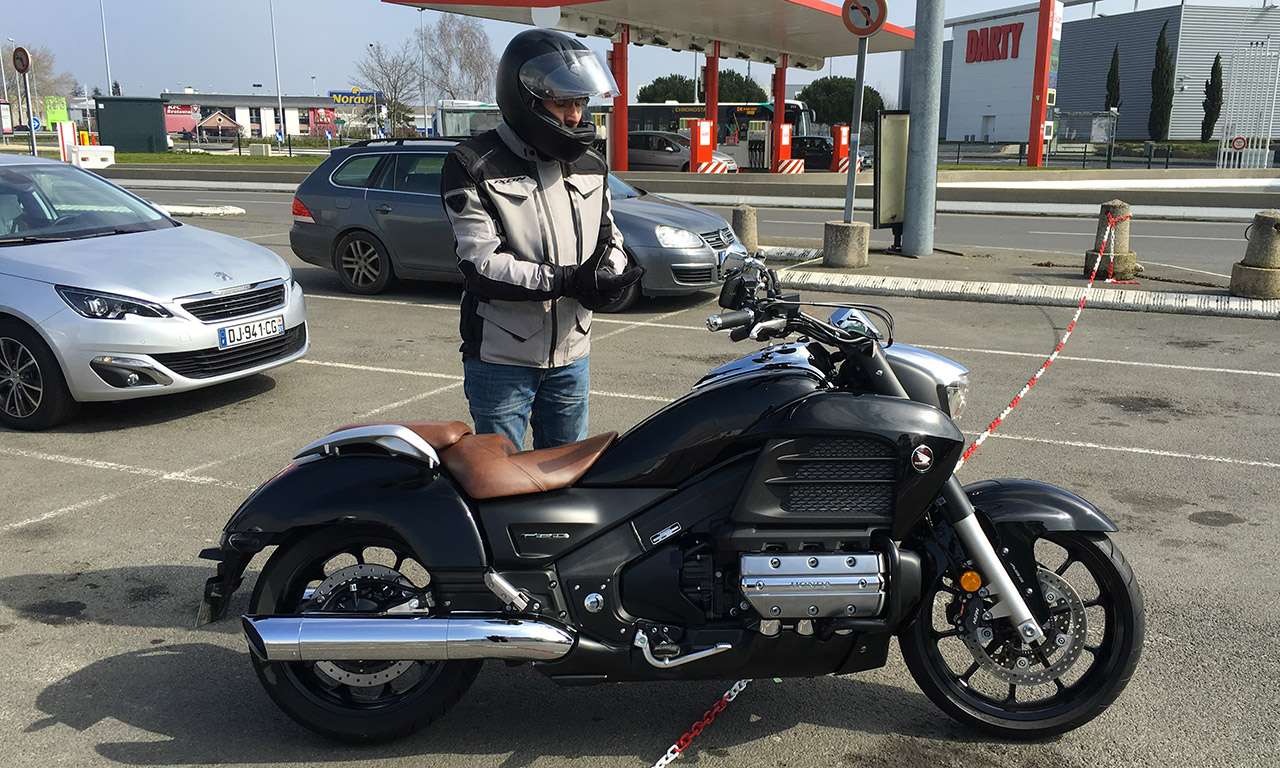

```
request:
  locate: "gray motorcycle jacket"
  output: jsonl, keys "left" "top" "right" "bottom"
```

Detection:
{"left": 441, "top": 123, "right": 626, "bottom": 369}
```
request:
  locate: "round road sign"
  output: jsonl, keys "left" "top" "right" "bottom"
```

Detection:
{"left": 1231, "top": 136, "right": 1247, "bottom": 151}
{"left": 13, "top": 46, "right": 31, "bottom": 75}
{"left": 30, "top": 117, "right": 40, "bottom": 131}
{"left": 842, "top": 0, "right": 888, "bottom": 37}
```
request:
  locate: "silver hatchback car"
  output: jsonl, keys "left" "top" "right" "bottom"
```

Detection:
{"left": 0, "top": 155, "right": 308, "bottom": 430}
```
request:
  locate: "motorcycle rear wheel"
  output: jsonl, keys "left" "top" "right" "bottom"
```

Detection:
{"left": 249, "top": 526, "right": 482, "bottom": 742}
{"left": 901, "top": 531, "right": 1143, "bottom": 739}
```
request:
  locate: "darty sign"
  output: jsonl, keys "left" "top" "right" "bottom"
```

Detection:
{"left": 965, "top": 22, "right": 1024, "bottom": 63}
{"left": 329, "top": 89, "right": 384, "bottom": 106}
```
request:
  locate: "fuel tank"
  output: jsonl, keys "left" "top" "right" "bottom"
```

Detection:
{"left": 580, "top": 344, "right": 830, "bottom": 487}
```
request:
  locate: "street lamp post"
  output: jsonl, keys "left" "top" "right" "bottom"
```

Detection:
{"left": 268, "top": 0, "right": 285, "bottom": 145}
{"left": 1, "top": 40, "right": 8, "bottom": 145}
{"left": 99, "top": 0, "right": 113, "bottom": 98}
{"left": 419, "top": 9, "right": 427, "bottom": 136}
{"left": 7, "top": 39, "right": 21, "bottom": 122}
{"left": 311, "top": 76, "right": 316, "bottom": 97}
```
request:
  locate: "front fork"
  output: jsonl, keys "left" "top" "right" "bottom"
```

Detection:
{"left": 939, "top": 476, "right": 1046, "bottom": 645}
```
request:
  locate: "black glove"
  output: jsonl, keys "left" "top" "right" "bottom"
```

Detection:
{"left": 559, "top": 239, "right": 645, "bottom": 310}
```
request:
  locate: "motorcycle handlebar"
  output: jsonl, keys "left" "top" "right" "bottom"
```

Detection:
{"left": 706, "top": 309, "right": 756, "bottom": 332}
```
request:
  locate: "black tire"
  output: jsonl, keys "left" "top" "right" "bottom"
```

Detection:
{"left": 334, "top": 231, "right": 396, "bottom": 295}
{"left": 679, "top": 162, "right": 690, "bottom": 172}
{"left": 901, "top": 531, "right": 1144, "bottom": 739}
{"left": 0, "top": 319, "right": 78, "bottom": 431}
{"left": 249, "top": 526, "right": 481, "bottom": 742}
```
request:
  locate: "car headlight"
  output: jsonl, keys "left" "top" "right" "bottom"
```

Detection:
{"left": 56, "top": 286, "right": 171, "bottom": 319}
{"left": 656, "top": 225, "right": 705, "bottom": 249}
{"left": 945, "top": 374, "right": 970, "bottom": 420}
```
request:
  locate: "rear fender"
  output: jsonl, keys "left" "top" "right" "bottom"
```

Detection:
{"left": 196, "top": 453, "right": 485, "bottom": 625}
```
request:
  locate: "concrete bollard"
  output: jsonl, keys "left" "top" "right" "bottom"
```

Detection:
{"left": 732, "top": 205, "right": 758, "bottom": 254}
{"left": 822, "top": 221, "right": 871, "bottom": 269}
{"left": 1230, "top": 209, "right": 1280, "bottom": 299}
{"left": 1085, "top": 199, "right": 1138, "bottom": 280}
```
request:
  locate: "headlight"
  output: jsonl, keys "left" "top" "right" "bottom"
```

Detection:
{"left": 56, "top": 286, "right": 171, "bottom": 319}
{"left": 945, "top": 374, "right": 970, "bottom": 420}
{"left": 656, "top": 225, "right": 705, "bottom": 249}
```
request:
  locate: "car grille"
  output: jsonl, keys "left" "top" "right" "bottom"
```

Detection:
{"left": 672, "top": 265, "right": 716, "bottom": 284}
{"left": 153, "top": 324, "right": 306, "bottom": 379}
{"left": 701, "top": 227, "right": 736, "bottom": 250}
{"left": 180, "top": 283, "right": 287, "bottom": 322}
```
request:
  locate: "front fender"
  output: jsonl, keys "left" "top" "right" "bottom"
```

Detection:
{"left": 196, "top": 454, "right": 486, "bottom": 626}
{"left": 964, "top": 478, "right": 1117, "bottom": 533}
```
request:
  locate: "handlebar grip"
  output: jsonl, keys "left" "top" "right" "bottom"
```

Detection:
{"left": 706, "top": 309, "right": 755, "bottom": 332}
{"left": 728, "top": 326, "right": 752, "bottom": 342}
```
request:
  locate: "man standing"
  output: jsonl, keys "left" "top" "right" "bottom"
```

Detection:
{"left": 441, "top": 29, "right": 643, "bottom": 450}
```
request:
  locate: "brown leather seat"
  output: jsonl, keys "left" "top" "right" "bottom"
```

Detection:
{"left": 332, "top": 420, "right": 473, "bottom": 452}
{"left": 441, "top": 431, "right": 617, "bottom": 499}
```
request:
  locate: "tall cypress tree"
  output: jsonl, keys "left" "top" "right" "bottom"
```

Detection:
{"left": 1105, "top": 45, "right": 1122, "bottom": 111}
{"left": 1149, "top": 21, "right": 1174, "bottom": 140}
{"left": 1201, "top": 53, "right": 1224, "bottom": 142}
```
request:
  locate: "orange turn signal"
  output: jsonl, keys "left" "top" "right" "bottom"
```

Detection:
{"left": 959, "top": 570, "right": 983, "bottom": 593}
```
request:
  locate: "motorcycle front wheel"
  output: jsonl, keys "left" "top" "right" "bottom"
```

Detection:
{"left": 901, "top": 531, "right": 1144, "bottom": 739}
{"left": 249, "top": 526, "right": 482, "bottom": 742}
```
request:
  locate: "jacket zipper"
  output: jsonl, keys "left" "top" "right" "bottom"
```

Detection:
{"left": 532, "top": 172, "right": 560, "bottom": 368}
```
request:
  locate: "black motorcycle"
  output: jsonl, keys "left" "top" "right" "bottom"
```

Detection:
{"left": 198, "top": 256, "right": 1143, "bottom": 742}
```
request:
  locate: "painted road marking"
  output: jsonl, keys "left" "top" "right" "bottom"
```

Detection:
{"left": 1028, "top": 230, "right": 1243, "bottom": 242}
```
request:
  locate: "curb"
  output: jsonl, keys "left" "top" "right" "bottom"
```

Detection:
{"left": 162, "top": 204, "right": 246, "bottom": 217}
{"left": 114, "top": 178, "right": 300, "bottom": 193}
{"left": 776, "top": 268, "right": 1279, "bottom": 320}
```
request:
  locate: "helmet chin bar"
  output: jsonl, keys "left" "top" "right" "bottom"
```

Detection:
{"left": 522, "top": 99, "right": 597, "bottom": 163}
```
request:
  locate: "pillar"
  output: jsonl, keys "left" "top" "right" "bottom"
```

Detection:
{"left": 611, "top": 24, "right": 629, "bottom": 172}
{"left": 705, "top": 41, "right": 720, "bottom": 144}
{"left": 771, "top": 54, "right": 787, "bottom": 172}
{"left": 902, "top": 0, "right": 944, "bottom": 256}
{"left": 1026, "top": 0, "right": 1058, "bottom": 167}
{"left": 1230, "top": 209, "right": 1280, "bottom": 298}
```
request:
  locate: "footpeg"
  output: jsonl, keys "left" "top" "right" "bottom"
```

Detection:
{"left": 484, "top": 571, "right": 530, "bottom": 612}
{"left": 634, "top": 631, "right": 731, "bottom": 669}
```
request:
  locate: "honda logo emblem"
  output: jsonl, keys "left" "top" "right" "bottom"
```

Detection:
{"left": 911, "top": 445, "right": 934, "bottom": 473}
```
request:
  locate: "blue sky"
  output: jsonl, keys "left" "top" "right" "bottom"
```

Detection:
{"left": 5, "top": 1, "right": 1234, "bottom": 104}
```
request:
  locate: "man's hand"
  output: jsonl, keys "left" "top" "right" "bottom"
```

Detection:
{"left": 560, "top": 239, "right": 645, "bottom": 310}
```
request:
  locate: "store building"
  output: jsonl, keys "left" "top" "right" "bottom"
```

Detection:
{"left": 158, "top": 89, "right": 350, "bottom": 138}
{"left": 903, "top": 3, "right": 1280, "bottom": 142}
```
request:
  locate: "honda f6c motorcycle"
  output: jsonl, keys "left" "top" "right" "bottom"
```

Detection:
{"left": 198, "top": 256, "right": 1143, "bottom": 742}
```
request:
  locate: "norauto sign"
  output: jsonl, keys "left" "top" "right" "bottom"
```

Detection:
{"left": 966, "top": 22, "right": 1025, "bottom": 63}
{"left": 329, "top": 88, "right": 384, "bottom": 105}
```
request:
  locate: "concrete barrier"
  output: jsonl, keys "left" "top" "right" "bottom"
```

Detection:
{"left": 1230, "top": 209, "right": 1280, "bottom": 299}
{"left": 732, "top": 205, "right": 758, "bottom": 254}
{"left": 1085, "top": 199, "right": 1138, "bottom": 280}
{"left": 67, "top": 145, "right": 115, "bottom": 170}
{"left": 822, "top": 221, "right": 870, "bottom": 269}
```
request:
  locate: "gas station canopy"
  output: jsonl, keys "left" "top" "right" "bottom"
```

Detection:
{"left": 387, "top": 0, "right": 914, "bottom": 69}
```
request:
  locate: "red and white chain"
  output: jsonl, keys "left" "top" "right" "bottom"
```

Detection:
{"left": 650, "top": 678, "right": 752, "bottom": 768}
{"left": 956, "top": 212, "right": 1132, "bottom": 468}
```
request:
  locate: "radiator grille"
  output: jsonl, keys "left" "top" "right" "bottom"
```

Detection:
{"left": 701, "top": 227, "right": 735, "bottom": 249}
{"left": 181, "top": 283, "right": 287, "bottom": 322}
{"left": 153, "top": 324, "right": 306, "bottom": 379}
{"left": 769, "top": 438, "right": 898, "bottom": 517}
{"left": 671, "top": 265, "right": 716, "bottom": 284}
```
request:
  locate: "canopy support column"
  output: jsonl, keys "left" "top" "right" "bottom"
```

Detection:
{"left": 611, "top": 23, "right": 629, "bottom": 171}
{"left": 771, "top": 54, "right": 787, "bottom": 172}
{"left": 705, "top": 41, "right": 720, "bottom": 144}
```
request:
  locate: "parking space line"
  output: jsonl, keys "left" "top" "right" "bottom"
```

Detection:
{"left": 244, "top": 232, "right": 292, "bottom": 241}
{"left": 979, "top": 432, "right": 1280, "bottom": 470}
{"left": 6, "top": 491, "right": 128, "bottom": 531}
{"left": 360, "top": 381, "right": 464, "bottom": 419}
{"left": 0, "top": 446, "right": 251, "bottom": 488}
{"left": 928, "top": 345, "right": 1280, "bottom": 378}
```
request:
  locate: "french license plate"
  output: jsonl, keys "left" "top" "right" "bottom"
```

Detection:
{"left": 218, "top": 315, "right": 285, "bottom": 349}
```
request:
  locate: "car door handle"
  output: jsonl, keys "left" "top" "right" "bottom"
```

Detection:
{"left": 376, "top": 204, "right": 392, "bottom": 214}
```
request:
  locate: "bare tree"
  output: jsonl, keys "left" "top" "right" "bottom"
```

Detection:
{"left": 353, "top": 40, "right": 421, "bottom": 135}
{"left": 3, "top": 44, "right": 76, "bottom": 122}
{"left": 418, "top": 15, "right": 496, "bottom": 102}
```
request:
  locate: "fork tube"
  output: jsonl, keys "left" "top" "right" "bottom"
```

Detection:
{"left": 940, "top": 476, "right": 1046, "bottom": 644}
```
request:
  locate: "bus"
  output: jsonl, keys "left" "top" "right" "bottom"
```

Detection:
{"left": 433, "top": 98, "right": 814, "bottom": 144}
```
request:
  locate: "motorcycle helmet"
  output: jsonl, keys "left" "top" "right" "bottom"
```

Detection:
{"left": 496, "top": 28, "right": 620, "bottom": 163}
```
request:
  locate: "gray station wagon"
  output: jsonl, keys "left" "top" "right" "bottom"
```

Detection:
{"left": 289, "top": 138, "right": 745, "bottom": 312}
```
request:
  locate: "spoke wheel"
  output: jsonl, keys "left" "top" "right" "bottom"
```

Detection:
{"left": 250, "top": 527, "right": 480, "bottom": 742}
{"left": 0, "top": 320, "right": 77, "bottom": 431}
{"left": 901, "top": 531, "right": 1144, "bottom": 739}
{"left": 335, "top": 231, "right": 395, "bottom": 295}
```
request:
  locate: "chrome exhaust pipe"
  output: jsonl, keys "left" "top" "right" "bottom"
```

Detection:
{"left": 242, "top": 615, "right": 575, "bottom": 663}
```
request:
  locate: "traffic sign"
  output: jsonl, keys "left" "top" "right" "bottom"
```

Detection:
{"left": 842, "top": 0, "right": 888, "bottom": 37}
{"left": 1231, "top": 136, "right": 1247, "bottom": 151}
{"left": 30, "top": 117, "right": 40, "bottom": 131}
{"left": 12, "top": 46, "right": 30, "bottom": 75}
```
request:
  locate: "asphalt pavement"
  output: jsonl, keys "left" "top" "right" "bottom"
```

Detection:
{"left": 2, "top": 197, "right": 1278, "bottom": 768}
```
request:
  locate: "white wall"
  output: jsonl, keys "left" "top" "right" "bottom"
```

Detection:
{"left": 946, "top": 10, "right": 1039, "bottom": 142}
{"left": 261, "top": 107, "right": 276, "bottom": 137}
{"left": 234, "top": 106, "right": 251, "bottom": 136}
{"left": 285, "top": 108, "right": 301, "bottom": 137}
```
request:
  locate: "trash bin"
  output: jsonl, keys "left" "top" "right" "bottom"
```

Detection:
{"left": 1142, "top": 141, "right": 1155, "bottom": 158}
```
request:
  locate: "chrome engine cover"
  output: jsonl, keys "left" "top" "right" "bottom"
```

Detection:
{"left": 739, "top": 553, "right": 887, "bottom": 619}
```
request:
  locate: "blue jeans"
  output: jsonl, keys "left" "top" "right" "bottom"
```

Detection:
{"left": 463, "top": 357, "right": 590, "bottom": 450}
